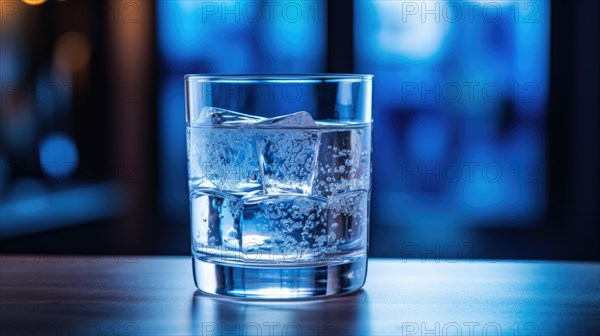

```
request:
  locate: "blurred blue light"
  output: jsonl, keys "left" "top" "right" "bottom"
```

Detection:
{"left": 6, "top": 178, "right": 46, "bottom": 216}
{"left": 356, "top": 0, "right": 549, "bottom": 227}
{"left": 461, "top": 171, "right": 506, "bottom": 209}
{"left": 157, "top": 0, "right": 253, "bottom": 72}
{"left": 0, "top": 30, "right": 26, "bottom": 82}
{"left": 355, "top": 1, "right": 452, "bottom": 64}
{"left": 406, "top": 115, "right": 449, "bottom": 162}
{"left": 0, "top": 182, "right": 123, "bottom": 238}
{"left": 257, "top": 1, "right": 326, "bottom": 72}
{"left": 158, "top": 76, "right": 188, "bottom": 219}
{"left": 157, "top": 1, "right": 208, "bottom": 62}
{"left": 39, "top": 133, "right": 79, "bottom": 179}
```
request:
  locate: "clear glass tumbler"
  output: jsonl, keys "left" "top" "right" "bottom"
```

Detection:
{"left": 185, "top": 74, "right": 373, "bottom": 298}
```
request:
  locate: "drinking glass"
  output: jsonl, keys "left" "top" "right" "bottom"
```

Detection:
{"left": 185, "top": 74, "right": 373, "bottom": 298}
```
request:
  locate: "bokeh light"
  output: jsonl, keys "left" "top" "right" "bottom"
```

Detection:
{"left": 8, "top": 178, "right": 47, "bottom": 216}
{"left": 21, "top": 0, "right": 47, "bottom": 5}
{"left": 53, "top": 32, "right": 92, "bottom": 73}
{"left": 39, "top": 133, "right": 79, "bottom": 179}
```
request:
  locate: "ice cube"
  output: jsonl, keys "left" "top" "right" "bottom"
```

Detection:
{"left": 312, "top": 126, "right": 371, "bottom": 198}
{"left": 252, "top": 111, "right": 321, "bottom": 195}
{"left": 241, "top": 194, "right": 328, "bottom": 261}
{"left": 327, "top": 190, "right": 368, "bottom": 254}
{"left": 255, "top": 111, "right": 317, "bottom": 127}
{"left": 194, "top": 107, "right": 265, "bottom": 125}
{"left": 189, "top": 110, "right": 320, "bottom": 195}
{"left": 190, "top": 189, "right": 242, "bottom": 250}
{"left": 188, "top": 107, "right": 264, "bottom": 193}
{"left": 188, "top": 126, "right": 262, "bottom": 193}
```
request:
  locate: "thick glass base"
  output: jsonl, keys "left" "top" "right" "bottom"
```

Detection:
{"left": 192, "top": 255, "right": 367, "bottom": 299}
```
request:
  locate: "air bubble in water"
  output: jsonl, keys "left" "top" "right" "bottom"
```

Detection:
{"left": 227, "top": 229, "right": 237, "bottom": 238}
{"left": 328, "top": 232, "right": 336, "bottom": 243}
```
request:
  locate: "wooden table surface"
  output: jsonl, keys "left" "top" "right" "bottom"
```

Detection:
{"left": 0, "top": 256, "right": 598, "bottom": 336}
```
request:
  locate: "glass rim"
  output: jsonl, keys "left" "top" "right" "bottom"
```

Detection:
{"left": 184, "top": 73, "right": 373, "bottom": 83}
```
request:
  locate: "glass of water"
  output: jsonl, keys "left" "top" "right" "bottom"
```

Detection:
{"left": 185, "top": 74, "right": 373, "bottom": 299}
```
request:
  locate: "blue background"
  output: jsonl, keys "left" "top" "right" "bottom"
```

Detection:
{"left": 0, "top": 0, "right": 597, "bottom": 260}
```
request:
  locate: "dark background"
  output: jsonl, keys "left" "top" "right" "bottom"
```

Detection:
{"left": 0, "top": 0, "right": 598, "bottom": 261}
